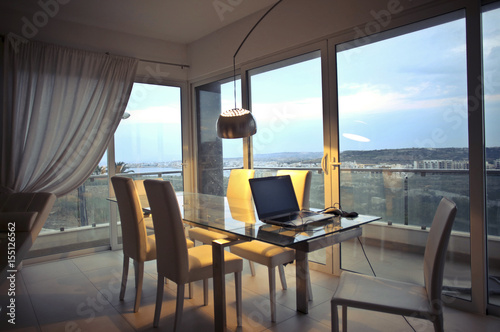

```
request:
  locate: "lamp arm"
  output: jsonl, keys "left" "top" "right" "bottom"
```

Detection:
{"left": 232, "top": 0, "right": 283, "bottom": 109}
{"left": 233, "top": 0, "right": 283, "bottom": 59}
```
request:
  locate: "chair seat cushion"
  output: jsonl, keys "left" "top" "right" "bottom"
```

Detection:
{"left": 145, "top": 234, "right": 157, "bottom": 261}
{"left": 187, "top": 245, "right": 243, "bottom": 282}
{"left": 230, "top": 240, "right": 295, "bottom": 268}
{"left": 144, "top": 215, "right": 154, "bottom": 230}
{"left": 188, "top": 227, "right": 228, "bottom": 244}
{"left": 332, "top": 271, "right": 433, "bottom": 318}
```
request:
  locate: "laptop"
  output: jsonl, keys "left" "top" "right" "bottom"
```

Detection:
{"left": 249, "top": 175, "right": 333, "bottom": 227}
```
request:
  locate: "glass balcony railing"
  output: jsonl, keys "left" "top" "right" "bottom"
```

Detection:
{"left": 27, "top": 170, "right": 183, "bottom": 258}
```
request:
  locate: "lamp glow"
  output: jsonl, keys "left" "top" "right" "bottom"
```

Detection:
{"left": 217, "top": 108, "right": 257, "bottom": 139}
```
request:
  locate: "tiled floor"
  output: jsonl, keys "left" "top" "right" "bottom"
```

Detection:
{"left": 2, "top": 249, "right": 500, "bottom": 332}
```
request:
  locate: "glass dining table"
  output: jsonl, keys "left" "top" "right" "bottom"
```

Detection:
{"left": 128, "top": 191, "right": 380, "bottom": 331}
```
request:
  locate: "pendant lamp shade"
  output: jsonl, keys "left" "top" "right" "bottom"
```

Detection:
{"left": 217, "top": 108, "right": 257, "bottom": 139}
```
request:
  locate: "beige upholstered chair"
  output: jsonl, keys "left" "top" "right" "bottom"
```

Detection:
{"left": 188, "top": 169, "right": 255, "bottom": 244}
{"left": 111, "top": 176, "right": 159, "bottom": 312}
{"left": 230, "top": 169, "right": 313, "bottom": 322}
{"left": 133, "top": 178, "right": 161, "bottom": 230}
{"left": 144, "top": 179, "right": 243, "bottom": 330}
{"left": 331, "top": 197, "right": 457, "bottom": 332}
{"left": 0, "top": 192, "right": 56, "bottom": 281}
{"left": 276, "top": 169, "right": 312, "bottom": 210}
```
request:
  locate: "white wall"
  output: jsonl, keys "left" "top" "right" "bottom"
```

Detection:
{"left": 0, "top": 6, "right": 188, "bottom": 81}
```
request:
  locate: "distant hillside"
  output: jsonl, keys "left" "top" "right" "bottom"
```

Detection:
{"left": 253, "top": 148, "right": 500, "bottom": 165}
{"left": 254, "top": 152, "right": 323, "bottom": 163}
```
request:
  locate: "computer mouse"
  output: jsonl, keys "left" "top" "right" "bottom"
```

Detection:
{"left": 323, "top": 207, "right": 358, "bottom": 218}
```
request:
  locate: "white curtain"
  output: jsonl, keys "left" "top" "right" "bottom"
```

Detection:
{"left": 1, "top": 38, "right": 138, "bottom": 196}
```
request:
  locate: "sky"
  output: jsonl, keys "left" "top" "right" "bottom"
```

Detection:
{"left": 110, "top": 7, "right": 500, "bottom": 164}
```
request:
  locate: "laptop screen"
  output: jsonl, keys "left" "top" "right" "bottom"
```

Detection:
{"left": 249, "top": 175, "right": 300, "bottom": 220}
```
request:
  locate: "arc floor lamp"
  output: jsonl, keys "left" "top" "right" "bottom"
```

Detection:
{"left": 216, "top": 0, "right": 283, "bottom": 139}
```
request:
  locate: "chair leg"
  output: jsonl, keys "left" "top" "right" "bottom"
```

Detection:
{"left": 433, "top": 314, "right": 444, "bottom": 332}
{"left": 278, "top": 264, "right": 287, "bottom": 290}
{"left": 133, "top": 260, "right": 139, "bottom": 289}
{"left": 235, "top": 271, "right": 242, "bottom": 327}
{"left": 174, "top": 283, "right": 185, "bottom": 332}
{"left": 188, "top": 282, "right": 193, "bottom": 299}
{"left": 268, "top": 266, "right": 277, "bottom": 322}
{"left": 133, "top": 261, "right": 144, "bottom": 313}
{"left": 119, "top": 255, "right": 129, "bottom": 301}
{"left": 153, "top": 276, "right": 164, "bottom": 328}
{"left": 331, "top": 303, "right": 339, "bottom": 332}
{"left": 203, "top": 278, "right": 209, "bottom": 306}
{"left": 342, "top": 305, "right": 348, "bottom": 332}
{"left": 249, "top": 260, "right": 256, "bottom": 276}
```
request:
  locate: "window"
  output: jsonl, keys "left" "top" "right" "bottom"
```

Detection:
{"left": 113, "top": 83, "right": 183, "bottom": 189}
{"left": 337, "top": 12, "right": 471, "bottom": 299}
{"left": 248, "top": 51, "right": 327, "bottom": 265}
{"left": 248, "top": 51, "right": 325, "bottom": 209}
{"left": 483, "top": 2, "right": 500, "bottom": 308}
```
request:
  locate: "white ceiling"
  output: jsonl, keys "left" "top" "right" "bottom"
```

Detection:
{"left": 0, "top": 0, "right": 279, "bottom": 44}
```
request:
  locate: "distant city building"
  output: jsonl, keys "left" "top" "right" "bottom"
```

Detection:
{"left": 414, "top": 160, "right": 469, "bottom": 170}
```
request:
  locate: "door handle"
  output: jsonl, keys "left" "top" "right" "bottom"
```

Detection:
{"left": 330, "top": 157, "right": 341, "bottom": 170}
{"left": 321, "top": 154, "right": 328, "bottom": 175}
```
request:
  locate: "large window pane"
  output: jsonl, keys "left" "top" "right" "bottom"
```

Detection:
{"left": 484, "top": 2, "right": 500, "bottom": 308}
{"left": 114, "top": 83, "right": 183, "bottom": 189}
{"left": 112, "top": 83, "right": 182, "bottom": 246}
{"left": 337, "top": 13, "right": 471, "bottom": 300}
{"left": 249, "top": 51, "right": 326, "bottom": 264}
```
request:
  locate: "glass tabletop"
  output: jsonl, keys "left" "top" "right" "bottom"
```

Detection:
{"left": 177, "top": 192, "right": 380, "bottom": 247}
{"left": 110, "top": 192, "right": 380, "bottom": 248}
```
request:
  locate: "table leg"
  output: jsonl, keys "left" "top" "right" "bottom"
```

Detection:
{"left": 295, "top": 250, "right": 309, "bottom": 313}
{"left": 212, "top": 239, "right": 227, "bottom": 332}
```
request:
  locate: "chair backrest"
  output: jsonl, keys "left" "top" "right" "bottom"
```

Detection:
{"left": 276, "top": 170, "right": 312, "bottom": 210}
{"left": 423, "top": 197, "right": 457, "bottom": 305}
{"left": 227, "top": 169, "right": 255, "bottom": 200}
{"left": 134, "top": 178, "right": 163, "bottom": 196}
{"left": 144, "top": 179, "right": 190, "bottom": 284}
{"left": 111, "top": 176, "right": 151, "bottom": 261}
{"left": 134, "top": 178, "right": 162, "bottom": 207}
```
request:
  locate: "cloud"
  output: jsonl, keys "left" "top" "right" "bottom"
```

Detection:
{"left": 122, "top": 105, "right": 181, "bottom": 124}
{"left": 251, "top": 97, "right": 323, "bottom": 121}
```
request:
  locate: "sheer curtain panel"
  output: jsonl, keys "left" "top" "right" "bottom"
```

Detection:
{"left": 1, "top": 38, "right": 138, "bottom": 196}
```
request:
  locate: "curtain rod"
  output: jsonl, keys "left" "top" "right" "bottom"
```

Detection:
{"left": 138, "top": 58, "right": 190, "bottom": 69}
{"left": 105, "top": 52, "right": 189, "bottom": 69}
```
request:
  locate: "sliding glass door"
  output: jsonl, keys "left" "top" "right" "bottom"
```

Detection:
{"left": 483, "top": 1, "right": 500, "bottom": 310}
{"left": 247, "top": 49, "right": 330, "bottom": 267}
{"left": 336, "top": 12, "right": 472, "bottom": 300}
